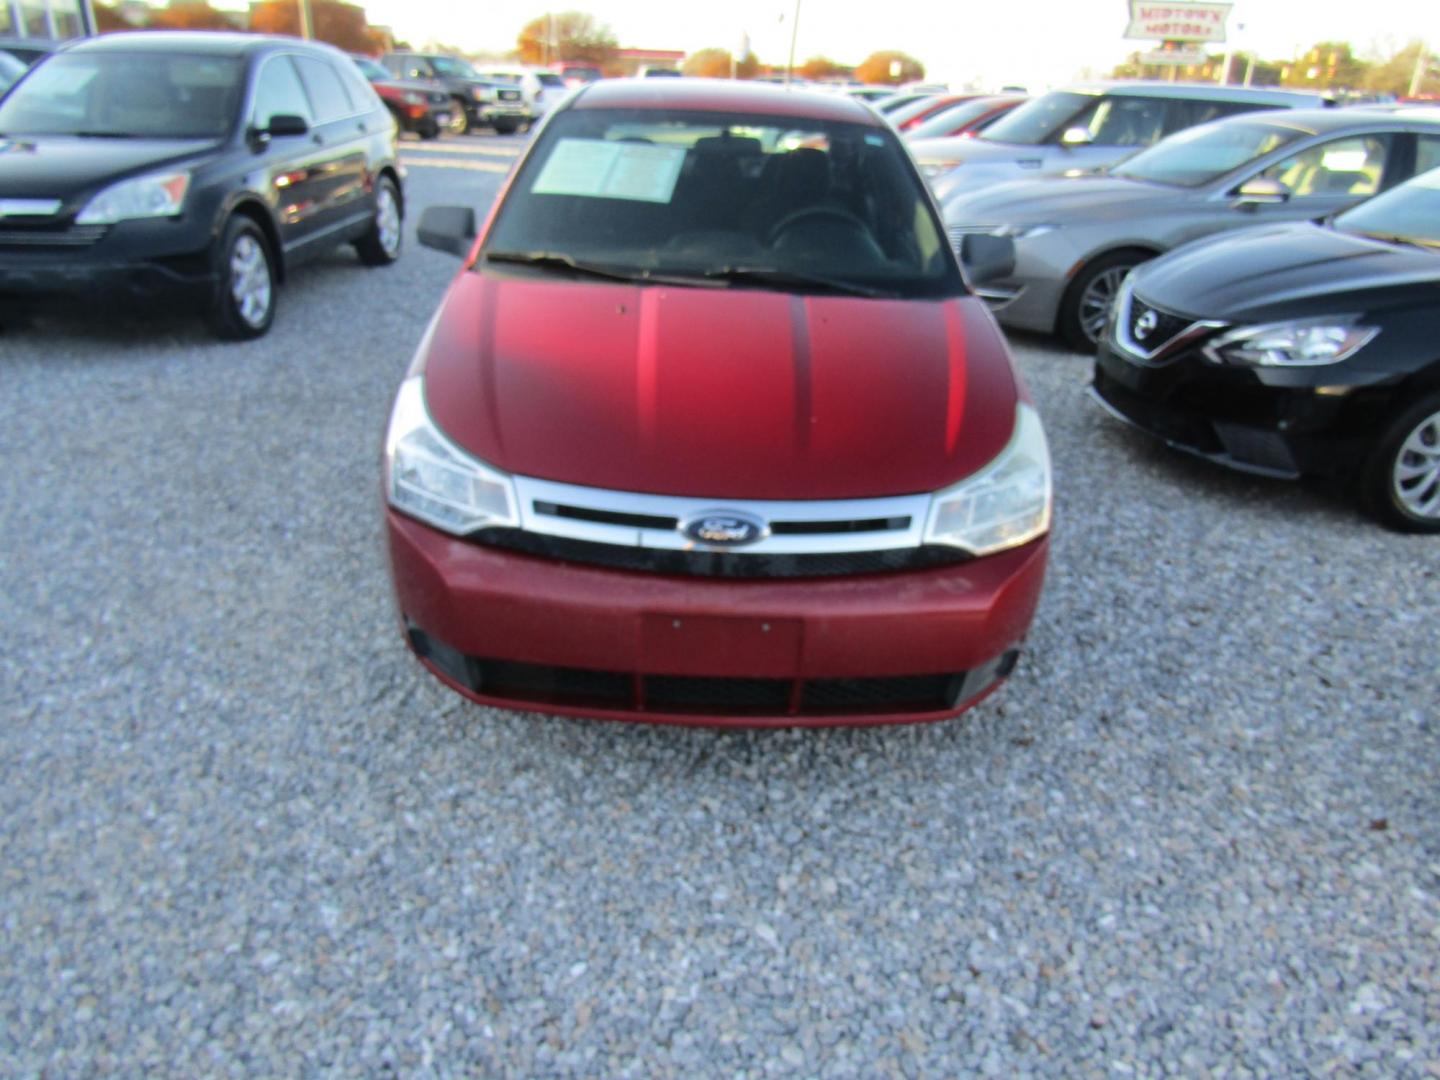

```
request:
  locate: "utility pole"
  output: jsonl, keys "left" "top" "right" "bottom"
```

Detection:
{"left": 784, "top": 0, "right": 800, "bottom": 86}
{"left": 1410, "top": 42, "right": 1429, "bottom": 99}
{"left": 296, "top": 0, "right": 311, "bottom": 39}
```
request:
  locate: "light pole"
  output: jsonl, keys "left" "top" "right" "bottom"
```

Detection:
{"left": 784, "top": 0, "right": 800, "bottom": 86}
{"left": 296, "top": 0, "right": 312, "bottom": 39}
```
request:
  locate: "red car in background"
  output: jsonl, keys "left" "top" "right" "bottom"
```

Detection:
{"left": 350, "top": 54, "right": 451, "bottom": 139}
{"left": 904, "top": 95, "right": 1027, "bottom": 141}
{"left": 385, "top": 79, "right": 1051, "bottom": 727}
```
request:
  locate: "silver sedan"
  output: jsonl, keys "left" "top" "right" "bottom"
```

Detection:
{"left": 947, "top": 106, "right": 1440, "bottom": 350}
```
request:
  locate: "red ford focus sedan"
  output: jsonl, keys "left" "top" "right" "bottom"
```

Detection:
{"left": 383, "top": 79, "right": 1051, "bottom": 727}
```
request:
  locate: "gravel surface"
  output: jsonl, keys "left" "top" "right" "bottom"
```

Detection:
{"left": 2, "top": 132, "right": 1438, "bottom": 1077}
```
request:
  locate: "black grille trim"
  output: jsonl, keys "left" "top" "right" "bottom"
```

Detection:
{"left": 0, "top": 225, "right": 107, "bottom": 248}
{"left": 770, "top": 515, "right": 909, "bottom": 535}
{"left": 470, "top": 528, "right": 971, "bottom": 578}
{"left": 1128, "top": 297, "right": 1193, "bottom": 353}
{"left": 534, "top": 501, "right": 677, "bottom": 530}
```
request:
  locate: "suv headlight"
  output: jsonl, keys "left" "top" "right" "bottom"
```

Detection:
{"left": 989, "top": 223, "right": 1057, "bottom": 240}
{"left": 470, "top": 85, "right": 490, "bottom": 101}
{"left": 402, "top": 90, "right": 425, "bottom": 105}
{"left": 924, "top": 403, "right": 1051, "bottom": 556}
{"left": 76, "top": 170, "right": 190, "bottom": 225}
{"left": 1202, "top": 317, "right": 1378, "bottom": 367}
{"left": 384, "top": 376, "right": 518, "bottom": 535}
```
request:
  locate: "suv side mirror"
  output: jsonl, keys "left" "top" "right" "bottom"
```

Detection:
{"left": 959, "top": 233, "right": 1016, "bottom": 287}
{"left": 1234, "top": 177, "right": 1291, "bottom": 207}
{"left": 418, "top": 205, "right": 478, "bottom": 257}
{"left": 265, "top": 114, "right": 310, "bottom": 137}
{"left": 1060, "top": 126, "right": 1093, "bottom": 146}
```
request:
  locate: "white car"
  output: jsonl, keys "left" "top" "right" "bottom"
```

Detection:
{"left": 472, "top": 66, "right": 567, "bottom": 121}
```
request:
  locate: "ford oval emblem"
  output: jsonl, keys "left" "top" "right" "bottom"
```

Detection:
{"left": 681, "top": 510, "right": 767, "bottom": 547}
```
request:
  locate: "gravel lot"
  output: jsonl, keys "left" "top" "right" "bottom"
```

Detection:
{"left": 2, "top": 133, "right": 1437, "bottom": 1077}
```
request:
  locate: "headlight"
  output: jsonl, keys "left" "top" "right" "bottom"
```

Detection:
{"left": 924, "top": 403, "right": 1052, "bottom": 556}
{"left": 920, "top": 161, "right": 961, "bottom": 178}
{"left": 403, "top": 91, "right": 425, "bottom": 105}
{"left": 1202, "top": 317, "right": 1378, "bottom": 367}
{"left": 470, "top": 86, "right": 489, "bottom": 101}
{"left": 75, "top": 170, "right": 190, "bottom": 225}
{"left": 989, "top": 224, "right": 1057, "bottom": 240}
{"left": 384, "top": 376, "right": 518, "bottom": 535}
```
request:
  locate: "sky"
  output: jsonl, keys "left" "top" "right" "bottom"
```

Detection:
{"left": 354, "top": 0, "right": 1440, "bottom": 91}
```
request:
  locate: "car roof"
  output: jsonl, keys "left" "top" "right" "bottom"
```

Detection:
{"left": 1057, "top": 80, "right": 1332, "bottom": 106}
{"left": 1221, "top": 105, "right": 1440, "bottom": 136}
{"left": 572, "top": 78, "right": 883, "bottom": 125}
{"left": 62, "top": 31, "right": 326, "bottom": 57}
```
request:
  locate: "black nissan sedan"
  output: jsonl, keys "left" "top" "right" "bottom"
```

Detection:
{"left": 1092, "top": 165, "right": 1440, "bottom": 531}
{"left": 0, "top": 32, "right": 403, "bottom": 339}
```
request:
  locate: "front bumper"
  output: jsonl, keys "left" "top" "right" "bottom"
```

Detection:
{"left": 1091, "top": 341, "right": 1390, "bottom": 482}
{"left": 386, "top": 510, "right": 1049, "bottom": 727}
{"left": 0, "top": 218, "right": 214, "bottom": 306}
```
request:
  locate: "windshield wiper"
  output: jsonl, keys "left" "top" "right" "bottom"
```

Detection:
{"left": 484, "top": 250, "right": 716, "bottom": 286}
{"left": 69, "top": 130, "right": 145, "bottom": 138}
{"left": 702, "top": 265, "right": 893, "bottom": 298}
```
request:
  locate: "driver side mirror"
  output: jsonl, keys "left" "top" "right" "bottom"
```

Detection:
{"left": 264, "top": 114, "right": 310, "bottom": 137}
{"left": 959, "top": 233, "right": 1016, "bottom": 287}
{"left": 1060, "top": 126, "right": 1093, "bottom": 146}
{"left": 1234, "top": 177, "right": 1291, "bottom": 208}
{"left": 418, "top": 205, "right": 478, "bottom": 257}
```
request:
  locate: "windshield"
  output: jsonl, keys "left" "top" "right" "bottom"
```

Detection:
{"left": 1335, "top": 167, "right": 1440, "bottom": 248}
{"left": 352, "top": 56, "right": 388, "bottom": 81}
{"left": 483, "top": 107, "right": 963, "bottom": 299}
{"left": 1111, "top": 119, "right": 1299, "bottom": 187}
{"left": 0, "top": 52, "right": 25, "bottom": 94}
{"left": 0, "top": 52, "right": 243, "bottom": 138}
{"left": 978, "top": 90, "right": 1091, "bottom": 145}
{"left": 430, "top": 56, "right": 478, "bottom": 78}
{"left": 907, "top": 97, "right": 1014, "bottom": 140}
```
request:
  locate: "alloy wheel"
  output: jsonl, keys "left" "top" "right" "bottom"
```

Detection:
{"left": 1078, "top": 265, "right": 1132, "bottom": 345}
{"left": 375, "top": 185, "right": 402, "bottom": 259}
{"left": 229, "top": 234, "right": 272, "bottom": 329}
{"left": 1392, "top": 407, "right": 1440, "bottom": 521}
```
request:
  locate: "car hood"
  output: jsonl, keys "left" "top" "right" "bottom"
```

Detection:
{"left": 1132, "top": 222, "right": 1440, "bottom": 320}
{"left": 0, "top": 135, "right": 217, "bottom": 203}
{"left": 944, "top": 174, "right": 1184, "bottom": 226}
{"left": 421, "top": 272, "right": 1020, "bottom": 501}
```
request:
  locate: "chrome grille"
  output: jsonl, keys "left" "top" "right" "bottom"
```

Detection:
{"left": 1112, "top": 279, "right": 1225, "bottom": 362}
{"left": 472, "top": 475, "right": 954, "bottom": 578}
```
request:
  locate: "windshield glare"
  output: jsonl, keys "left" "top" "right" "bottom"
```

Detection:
{"left": 352, "top": 56, "right": 388, "bottom": 81}
{"left": 0, "top": 52, "right": 243, "bottom": 138}
{"left": 1111, "top": 119, "right": 1297, "bottom": 187}
{"left": 1335, "top": 167, "right": 1440, "bottom": 247}
{"left": 978, "top": 90, "right": 1091, "bottom": 145}
{"left": 430, "top": 56, "right": 478, "bottom": 78}
{"left": 483, "top": 108, "right": 962, "bottom": 298}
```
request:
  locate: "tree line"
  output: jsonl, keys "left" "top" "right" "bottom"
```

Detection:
{"left": 1113, "top": 40, "right": 1440, "bottom": 98}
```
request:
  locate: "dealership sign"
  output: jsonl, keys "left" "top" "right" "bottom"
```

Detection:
{"left": 1125, "top": 1, "right": 1232, "bottom": 43}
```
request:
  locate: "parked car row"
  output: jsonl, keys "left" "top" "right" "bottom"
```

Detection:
{"left": 922, "top": 80, "right": 1439, "bottom": 534}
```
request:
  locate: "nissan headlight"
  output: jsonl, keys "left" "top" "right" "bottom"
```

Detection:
{"left": 76, "top": 170, "right": 190, "bottom": 225}
{"left": 1202, "top": 318, "right": 1378, "bottom": 367}
{"left": 384, "top": 376, "right": 518, "bottom": 535}
{"left": 924, "top": 404, "right": 1051, "bottom": 556}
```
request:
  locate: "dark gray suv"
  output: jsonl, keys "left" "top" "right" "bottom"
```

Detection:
{"left": 381, "top": 51, "right": 528, "bottom": 135}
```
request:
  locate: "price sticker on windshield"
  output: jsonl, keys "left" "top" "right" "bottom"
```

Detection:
{"left": 531, "top": 138, "right": 687, "bottom": 203}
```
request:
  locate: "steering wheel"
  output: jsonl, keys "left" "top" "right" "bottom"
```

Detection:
{"left": 767, "top": 206, "right": 870, "bottom": 246}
